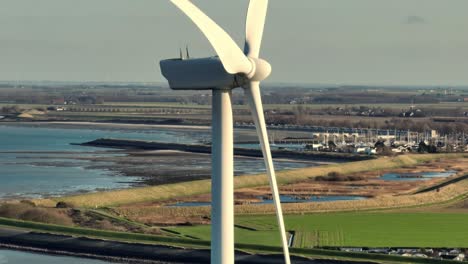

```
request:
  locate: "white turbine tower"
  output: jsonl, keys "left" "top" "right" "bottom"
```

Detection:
{"left": 160, "top": 1, "right": 290, "bottom": 263}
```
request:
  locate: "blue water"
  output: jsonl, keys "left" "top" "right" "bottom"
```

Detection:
{"left": 381, "top": 170, "right": 457, "bottom": 181}
{"left": 0, "top": 124, "right": 200, "bottom": 152}
{"left": 170, "top": 202, "right": 211, "bottom": 207}
{"left": 169, "top": 195, "right": 366, "bottom": 207}
{"left": 256, "top": 195, "right": 367, "bottom": 204}
{"left": 0, "top": 249, "right": 112, "bottom": 264}
{"left": 0, "top": 124, "right": 203, "bottom": 198}
{"left": 0, "top": 124, "right": 314, "bottom": 199}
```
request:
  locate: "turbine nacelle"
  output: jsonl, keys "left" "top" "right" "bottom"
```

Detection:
{"left": 160, "top": 56, "right": 247, "bottom": 90}
{"left": 160, "top": 56, "right": 270, "bottom": 90}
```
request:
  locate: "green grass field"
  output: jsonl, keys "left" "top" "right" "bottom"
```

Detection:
{"left": 169, "top": 212, "right": 468, "bottom": 248}
{"left": 1, "top": 216, "right": 462, "bottom": 264}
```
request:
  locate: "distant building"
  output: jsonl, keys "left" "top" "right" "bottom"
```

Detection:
{"left": 400, "top": 108, "right": 425, "bottom": 118}
{"left": 306, "top": 143, "right": 323, "bottom": 151}
{"left": 340, "top": 248, "right": 363, "bottom": 252}
{"left": 47, "top": 106, "right": 66, "bottom": 111}
{"left": 454, "top": 253, "right": 465, "bottom": 261}
{"left": 392, "top": 146, "right": 410, "bottom": 153}
{"left": 354, "top": 147, "right": 367, "bottom": 154}
{"left": 313, "top": 143, "right": 324, "bottom": 149}
{"left": 354, "top": 146, "right": 376, "bottom": 155}
{"left": 51, "top": 98, "right": 65, "bottom": 105}
{"left": 413, "top": 254, "right": 428, "bottom": 258}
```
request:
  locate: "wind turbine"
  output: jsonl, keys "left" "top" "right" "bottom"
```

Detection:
{"left": 160, "top": 1, "right": 290, "bottom": 263}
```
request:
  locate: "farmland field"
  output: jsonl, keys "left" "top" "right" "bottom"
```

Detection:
{"left": 169, "top": 212, "right": 468, "bottom": 248}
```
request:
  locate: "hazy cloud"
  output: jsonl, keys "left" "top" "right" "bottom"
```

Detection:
{"left": 405, "top": 15, "right": 426, "bottom": 25}
{"left": 1, "top": 0, "right": 468, "bottom": 85}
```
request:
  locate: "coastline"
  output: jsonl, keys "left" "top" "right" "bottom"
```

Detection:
{"left": 81, "top": 138, "right": 371, "bottom": 162}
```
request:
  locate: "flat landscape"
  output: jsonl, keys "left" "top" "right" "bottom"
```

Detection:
{"left": 1, "top": 84, "right": 467, "bottom": 263}
{"left": 2, "top": 153, "right": 465, "bottom": 255}
{"left": 2, "top": 1, "right": 468, "bottom": 262}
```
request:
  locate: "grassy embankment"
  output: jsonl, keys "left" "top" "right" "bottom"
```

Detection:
{"left": 0, "top": 216, "right": 207, "bottom": 248}
{"left": 0, "top": 216, "right": 464, "bottom": 264}
{"left": 42, "top": 153, "right": 467, "bottom": 208}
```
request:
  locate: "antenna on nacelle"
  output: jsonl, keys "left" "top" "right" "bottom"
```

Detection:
{"left": 179, "top": 48, "right": 185, "bottom": 60}
{"left": 186, "top": 45, "right": 190, "bottom": 59}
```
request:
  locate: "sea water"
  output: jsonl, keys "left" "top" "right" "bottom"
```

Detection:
{"left": 0, "top": 124, "right": 202, "bottom": 198}
{"left": 381, "top": 170, "right": 457, "bottom": 181}
{"left": 0, "top": 124, "right": 312, "bottom": 199}
{"left": 169, "top": 195, "right": 367, "bottom": 207}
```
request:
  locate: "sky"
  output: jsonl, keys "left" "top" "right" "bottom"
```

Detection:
{"left": 0, "top": 0, "right": 467, "bottom": 86}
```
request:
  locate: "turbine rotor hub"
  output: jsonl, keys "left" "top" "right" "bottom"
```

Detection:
{"left": 246, "top": 58, "right": 272, "bottom": 82}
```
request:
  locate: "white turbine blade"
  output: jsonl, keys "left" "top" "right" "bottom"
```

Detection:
{"left": 170, "top": 0, "right": 253, "bottom": 74}
{"left": 244, "top": 0, "right": 269, "bottom": 58}
{"left": 245, "top": 81, "right": 291, "bottom": 264}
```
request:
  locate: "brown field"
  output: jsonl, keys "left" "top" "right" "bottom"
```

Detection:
{"left": 112, "top": 156, "right": 468, "bottom": 225}
{"left": 36, "top": 154, "right": 466, "bottom": 209}
{"left": 114, "top": 176, "right": 468, "bottom": 226}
